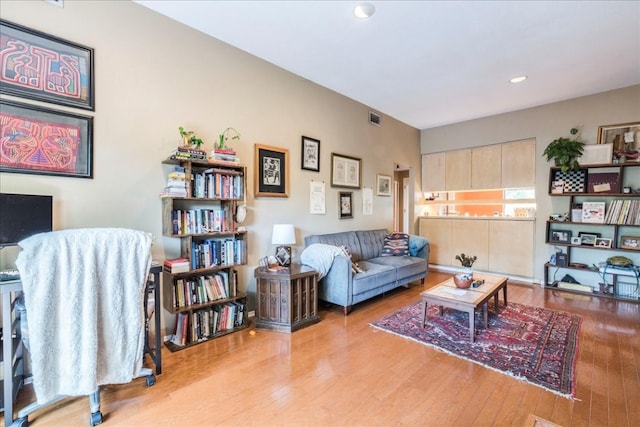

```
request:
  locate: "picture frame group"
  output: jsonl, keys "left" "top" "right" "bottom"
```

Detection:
{"left": 0, "top": 20, "right": 95, "bottom": 179}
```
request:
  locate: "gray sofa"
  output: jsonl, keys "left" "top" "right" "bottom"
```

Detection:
{"left": 303, "top": 229, "right": 429, "bottom": 315}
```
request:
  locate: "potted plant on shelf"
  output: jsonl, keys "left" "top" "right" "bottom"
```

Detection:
{"left": 217, "top": 127, "right": 240, "bottom": 150}
{"left": 178, "top": 127, "right": 204, "bottom": 149}
{"left": 542, "top": 128, "right": 585, "bottom": 172}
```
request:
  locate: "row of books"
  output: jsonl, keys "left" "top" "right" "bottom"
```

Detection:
{"left": 190, "top": 238, "right": 246, "bottom": 270}
{"left": 171, "top": 207, "right": 234, "bottom": 235}
{"left": 170, "top": 271, "right": 237, "bottom": 308}
{"left": 192, "top": 168, "right": 244, "bottom": 199}
{"left": 169, "top": 146, "right": 207, "bottom": 161}
{"left": 604, "top": 199, "right": 640, "bottom": 225}
{"left": 170, "top": 301, "right": 246, "bottom": 347}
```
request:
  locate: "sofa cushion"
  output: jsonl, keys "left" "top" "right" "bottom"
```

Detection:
{"left": 370, "top": 255, "right": 428, "bottom": 280}
{"left": 380, "top": 232, "right": 410, "bottom": 256}
{"left": 355, "top": 229, "right": 388, "bottom": 260}
{"left": 351, "top": 261, "right": 397, "bottom": 295}
{"left": 305, "top": 231, "right": 363, "bottom": 261}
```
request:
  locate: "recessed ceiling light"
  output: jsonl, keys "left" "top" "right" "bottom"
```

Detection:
{"left": 510, "top": 76, "right": 528, "bottom": 84}
{"left": 354, "top": 3, "right": 375, "bottom": 19}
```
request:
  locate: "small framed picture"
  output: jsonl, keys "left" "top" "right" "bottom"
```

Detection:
{"left": 376, "top": 174, "right": 392, "bottom": 196}
{"left": 549, "top": 230, "right": 572, "bottom": 243}
{"left": 339, "top": 191, "right": 353, "bottom": 219}
{"left": 254, "top": 144, "right": 289, "bottom": 197}
{"left": 301, "top": 136, "right": 320, "bottom": 172}
{"left": 550, "top": 180, "right": 565, "bottom": 194}
{"left": 594, "top": 237, "right": 612, "bottom": 248}
{"left": 578, "top": 232, "right": 600, "bottom": 246}
{"left": 570, "top": 236, "right": 582, "bottom": 245}
{"left": 619, "top": 236, "right": 640, "bottom": 250}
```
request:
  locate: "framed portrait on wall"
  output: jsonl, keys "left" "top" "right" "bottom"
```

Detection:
{"left": 254, "top": 144, "right": 289, "bottom": 197}
{"left": 0, "top": 19, "right": 95, "bottom": 110}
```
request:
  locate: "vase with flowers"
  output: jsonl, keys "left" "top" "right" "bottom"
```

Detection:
{"left": 453, "top": 253, "right": 477, "bottom": 288}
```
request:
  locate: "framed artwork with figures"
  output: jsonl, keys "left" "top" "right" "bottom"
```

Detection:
{"left": 254, "top": 144, "right": 289, "bottom": 197}
{"left": 301, "top": 136, "right": 320, "bottom": 172}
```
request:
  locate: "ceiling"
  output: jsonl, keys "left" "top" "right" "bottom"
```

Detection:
{"left": 136, "top": 1, "right": 640, "bottom": 130}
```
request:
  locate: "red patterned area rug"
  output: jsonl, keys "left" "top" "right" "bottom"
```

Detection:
{"left": 370, "top": 301, "right": 581, "bottom": 398}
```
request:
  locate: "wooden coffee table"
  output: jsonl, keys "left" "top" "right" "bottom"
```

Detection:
{"left": 420, "top": 273, "right": 508, "bottom": 342}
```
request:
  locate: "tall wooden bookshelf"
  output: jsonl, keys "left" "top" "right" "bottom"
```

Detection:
{"left": 161, "top": 158, "right": 249, "bottom": 352}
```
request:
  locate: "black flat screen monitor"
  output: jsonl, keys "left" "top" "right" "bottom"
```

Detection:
{"left": 0, "top": 193, "right": 53, "bottom": 247}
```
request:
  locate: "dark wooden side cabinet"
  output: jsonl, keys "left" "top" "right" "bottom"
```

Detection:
{"left": 254, "top": 264, "right": 319, "bottom": 333}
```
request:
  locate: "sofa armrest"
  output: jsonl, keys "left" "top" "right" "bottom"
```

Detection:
{"left": 319, "top": 255, "right": 354, "bottom": 307}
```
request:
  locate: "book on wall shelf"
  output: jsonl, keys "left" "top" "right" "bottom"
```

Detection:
{"left": 161, "top": 155, "right": 248, "bottom": 352}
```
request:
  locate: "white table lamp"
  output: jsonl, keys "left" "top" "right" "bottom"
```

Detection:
{"left": 272, "top": 224, "right": 296, "bottom": 266}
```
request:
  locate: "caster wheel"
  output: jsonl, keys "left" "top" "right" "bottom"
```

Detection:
{"left": 13, "top": 417, "right": 29, "bottom": 427}
{"left": 146, "top": 374, "right": 156, "bottom": 387}
{"left": 90, "top": 410, "right": 103, "bottom": 426}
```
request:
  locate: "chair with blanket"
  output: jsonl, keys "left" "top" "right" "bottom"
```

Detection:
{"left": 13, "top": 228, "right": 155, "bottom": 426}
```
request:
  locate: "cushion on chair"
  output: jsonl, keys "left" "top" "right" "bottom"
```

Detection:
{"left": 380, "top": 232, "right": 410, "bottom": 256}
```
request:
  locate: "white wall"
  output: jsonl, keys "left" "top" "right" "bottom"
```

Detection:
{"left": 420, "top": 85, "right": 640, "bottom": 283}
{"left": 0, "top": 1, "right": 421, "bottom": 332}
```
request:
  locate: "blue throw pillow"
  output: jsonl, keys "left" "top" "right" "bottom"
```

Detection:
{"left": 409, "top": 235, "right": 428, "bottom": 257}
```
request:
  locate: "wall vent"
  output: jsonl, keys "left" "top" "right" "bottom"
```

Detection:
{"left": 368, "top": 111, "right": 381, "bottom": 126}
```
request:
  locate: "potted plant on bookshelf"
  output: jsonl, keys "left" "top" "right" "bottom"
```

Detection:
{"left": 217, "top": 127, "right": 240, "bottom": 150}
{"left": 542, "top": 128, "right": 585, "bottom": 173}
{"left": 178, "top": 126, "right": 204, "bottom": 149}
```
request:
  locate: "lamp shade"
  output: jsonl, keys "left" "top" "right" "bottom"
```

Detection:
{"left": 271, "top": 224, "right": 296, "bottom": 245}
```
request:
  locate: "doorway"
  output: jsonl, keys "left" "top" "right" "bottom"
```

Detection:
{"left": 393, "top": 165, "right": 412, "bottom": 233}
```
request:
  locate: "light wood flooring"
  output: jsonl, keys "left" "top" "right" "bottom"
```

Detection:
{"left": 4, "top": 271, "right": 639, "bottom": 426}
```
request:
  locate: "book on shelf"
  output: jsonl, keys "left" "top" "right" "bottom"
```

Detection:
{"left": 164, "top": 258, "right": 190, "bottom": 273}
{"left": 170, "top": 146, "right": 207, "bottom": 161}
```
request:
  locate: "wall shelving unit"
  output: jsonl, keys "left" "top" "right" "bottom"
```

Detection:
{"left": 544, "top": 163, "right": 640, "bottom": 301}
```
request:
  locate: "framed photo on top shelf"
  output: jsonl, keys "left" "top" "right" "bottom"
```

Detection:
{"left": 301, "top": 136, "right": 320, "bottom": 172}
{"left": 331, "top": 153, "right": 361, "bottom": 188}
{"left": 254, "top": 144, "right": 289, "bottom": 197}
{"left": 597, "top": 122, "right": 640, "bottom": 153}
{"left": 549, "top": 229, "right": 572, "bottom": 244}
{"left": 578, "top": 232, "right": 600, "bottom": 246}
{"left": 0, "top": 99, "right": 93, "bottom": 178}
{"left": 619, "top": 236, "right": 640, "bottom": 250}
{"left": 0, "top": 19, "right": 95, "bottom": 110}
{"left": 594, "top": 237, "right": 612, "bottom": 248}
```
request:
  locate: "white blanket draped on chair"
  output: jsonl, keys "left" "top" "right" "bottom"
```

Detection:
{"left": 16, "top": 228, "right": 152, "bottom": 404}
